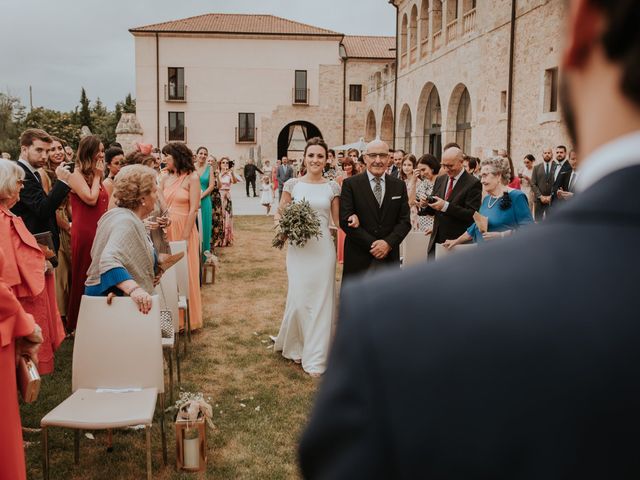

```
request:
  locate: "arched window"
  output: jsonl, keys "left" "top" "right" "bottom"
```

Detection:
{"left": 423, "top": 87, "right": 442, "bottom": 160}
{"left": 455, "top": 88, "right": 472, "bottom": 153}
{"left": 410, "top": 6, "right": 418, "bottom": 64}
{"left": 420, "top": 0, "right": 430, "bottom": 57}
{"left": 366, "top": 110, "right": 377, "bottom": 142}
{"left": 401, "top": 14, "right": 408, "bottom": 68}
{"left": 381, "top": 105, "right": 394, "bottom": 145}
{"left": 432, "top": 0, "right": 443, "bottom": 49}
{"left": 404, "top": 109, "right": 413, "bottom": 153}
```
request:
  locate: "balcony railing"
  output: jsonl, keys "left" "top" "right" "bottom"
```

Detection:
{"left": 420, "top": 37, "right": 429, "bottom": 58}
{"left": 446, "top": 19, "right": 458, "bottom": 43}
{"left": 401, "top": 52, "right": 407, "bottom": 69}
{"left": 432, "top": 31, "right": 442, "bottom": 51}
{"left": 410, "top": 45, "right": 417, "bottom": 64}
{"left": 236, "top": 127, "right": 257, "bottom": 144}
{"left": 292, "top": 88, "right": 309, "bottom": 105}
{"left": 164, "top": 84, "right": 187, "bottom": 102}
{"left": 463, "top": 8, "right": 477, "bottom": 35}
{"left": 165, "top": 126, "right": 187, "bottom": 143}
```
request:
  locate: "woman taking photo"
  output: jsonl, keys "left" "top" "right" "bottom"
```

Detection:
{"left": 415, "top": 154, "right": 440, "bottom": 233}
{"left": 160, "top": 143, "right": 202, "bottom": 330}
{"left": 195, "top": 147, "right": 214, "bottom": 254}
{"left": 217, "top": 157, "right": 238, "bottom": 247}
{"left": 444, "top": 157, "right": 533, "bottom": 248}
{"left": 66, "top": 135, "right": 109, "bottom": 332}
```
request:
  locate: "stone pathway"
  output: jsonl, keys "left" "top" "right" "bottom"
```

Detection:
{"left": 230, "top": 181, "right": 277, "bottom": 216}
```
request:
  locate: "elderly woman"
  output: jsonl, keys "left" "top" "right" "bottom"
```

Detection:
{"left": 444, "top": 157, "right": 533, "bottom": 248}
{"left": 84, "top": 165, "right": 159, "bottom": 314}
{"left": 0, "top": 159, "right": 65, "bottom": 375}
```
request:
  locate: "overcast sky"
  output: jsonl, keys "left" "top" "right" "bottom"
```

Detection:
{"left": 0, "top": 0, "right": 396, "bottom": 112}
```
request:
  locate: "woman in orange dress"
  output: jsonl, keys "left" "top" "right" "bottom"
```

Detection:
{"left": 66, "top": 136, "right": 109, "bottom": 332}
{"left": 0, "top": 159, "right": 65, "bottom": 375}
{"left": 335, "top": 156, "right": 355, "bottom": 264}
{"left": 160, "top": 142, "right": 203, "bottom": 330}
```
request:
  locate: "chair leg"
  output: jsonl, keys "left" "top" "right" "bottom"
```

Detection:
{"left": 167, "top": 349, "right": 174, "bottom": 404}
{"left": 186, "top": 303, "right": 192, "bottom": 344}
{"left": 146, "top": 426, "right": 152, "bottom": 480}
{"left": 160, "top": 393, "right": 167, "bottom": 465}
{"left": 74, "top": 429, "right": 80, "bottom": 465}
{"left": 175, "top": 333, "right": 181, "bottom": 383}
{"left": 42, "top": 426, "right": 49, "bottom": 480}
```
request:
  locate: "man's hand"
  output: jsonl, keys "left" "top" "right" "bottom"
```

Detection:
{"left": 540, "top": 195, "right": 551, "bottom": 205}
{"left": 557, "top": 189, "right": 573, "bottom": 200}
{"left": 56, "top": 164, "right": 72, "bottom": 182}
{"left": 443, "top": 239, "right": 457, "bottom": 250}
{"left": 370, "top": 240, "right": 391, "bottom": 259}
{"left": 347, "top": 214, "right": 360, "bottom": 228}
{"left": 427, "top": 196, "right": 446, "bottom": 212}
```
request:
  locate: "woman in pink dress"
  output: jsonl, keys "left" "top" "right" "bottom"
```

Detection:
{"left": 335, "top": 157, "right": 355, "bottom": 264}
{"left": 217, "top": 157, "right": 238, "bottom": 247}
{"left": 160, "top": 142, "right": 203, "bottom": 330}
{"left": 66, "top": 136, "right": 109, "bottom": 332}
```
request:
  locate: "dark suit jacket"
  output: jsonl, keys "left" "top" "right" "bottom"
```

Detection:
{"left": 420, "top": 170, "right": 481, "bottom": 250}
{"left": 560, "top": 169, "right": 578, "bottom": 193}
{"left": 243, "top": 163, "right": 263, "bottom": 180}
{"left": 552, "top": 161, "right": 573, "bottom": 200}
{"left": 11, "top": 161, "right": 70, "bottom": 252}
{"left": 300, "top": 165, "right": 640, "bottom": 479}
{"left": 530, "top": 161, "right": 557, "bottom": 202}
{"left": 339, "top": 172, "right": 411, "bottom": 278}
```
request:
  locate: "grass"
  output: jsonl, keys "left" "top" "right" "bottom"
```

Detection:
{"left": 22, "top": 215, "right": 319, "bottom": 479}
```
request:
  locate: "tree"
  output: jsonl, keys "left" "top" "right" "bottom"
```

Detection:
{"left": 0, "top": 93, "right": 26, "bottom": 158}
{"left": 79, "top": 88, "right": 92, "bottom": 130}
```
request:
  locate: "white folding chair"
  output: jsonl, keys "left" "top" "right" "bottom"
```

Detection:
{"left": 401, "top": 232, "right": 431, "bottom": 268}
{"left": 157, "top": 267, "right": 181, "bottom": 402}
{"left": 435, "top": 242, "right": 477, "bottom": 260}
{"left": 170, "top": 240, "right": 191, "bottom": 351}
{"left": 41, "top": 295, "right": 167, "bottom": 480}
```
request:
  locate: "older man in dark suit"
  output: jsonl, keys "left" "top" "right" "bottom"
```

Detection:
{"left": 300, "top": 1, "right": 640, "bottom": 478}
{"left": 418, "top": 146, "right": 482, "bottom": 255}
{"left": 339, "top": 139, "right": 411, "bottom": 278}
{"left": 11, "top": 128, "right": 71, "bottom": 253}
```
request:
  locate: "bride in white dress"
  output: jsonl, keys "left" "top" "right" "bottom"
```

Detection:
{"left": 274, "top": 138, "right": 340, "bottom": 377}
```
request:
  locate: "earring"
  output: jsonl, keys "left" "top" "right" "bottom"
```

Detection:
{"left": 142, "top": 201, "right": 146, "bottom": 206}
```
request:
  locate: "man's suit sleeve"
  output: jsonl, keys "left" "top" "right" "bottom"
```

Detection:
{"left": 339, "top": 178, "right": 377, "bottom": 249}
{"left": 442, "top": 179, "right": 481, "bottom": 223}
{"left": 383, "top": 181, "right": 411, "bottom": 248}
{"left": 299, "top": 283, "right": 387, "bottom": 479}
{"left": 18, "top": 178, "right": 70, "bottom": 223}
{"left": 530, "top": 166, "right": 542, "bottom": 199}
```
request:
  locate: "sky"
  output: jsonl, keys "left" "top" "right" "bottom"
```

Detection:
{"left": 0, "top": 0, "right": 396, "bottom": 112}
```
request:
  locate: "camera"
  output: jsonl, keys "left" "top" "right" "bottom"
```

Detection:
{"left": 426, "top": 195, "right": 437, "bottom": 203}
{"left": 65, "top": 162, "right": 75, "bottom": 173}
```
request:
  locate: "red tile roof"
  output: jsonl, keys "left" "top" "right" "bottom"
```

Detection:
{"left": 342, "top": 35, "right": 396, "bottom": 59}
{"left": 130, "top": 13, "right": 342, "bottom": 37}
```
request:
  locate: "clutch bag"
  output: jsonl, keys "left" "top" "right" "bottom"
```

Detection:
{"left": 17, "top": 356, "right": 41, "bottom": 403}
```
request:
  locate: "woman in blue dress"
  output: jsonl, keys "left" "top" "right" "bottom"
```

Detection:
{"left": 444, "top": 156, "right": 533, "bottom": 248}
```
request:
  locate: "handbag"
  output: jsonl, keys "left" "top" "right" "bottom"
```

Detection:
{"left": 158, "top": 281, "right": 175, "bottom": 339}
{"left": 17, "top": 356, "right": 41, "bottom": 403}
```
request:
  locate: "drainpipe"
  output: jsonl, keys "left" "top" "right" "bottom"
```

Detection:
{"left": 339, "top": 37, "right": 347, "bottom": 144}
{"left": 506, "top": 0, "right": 517, "bottom": 154}
{"left": 155, "top": 32, "right": 160, "bottom": 148}
{"left": 390, "top": 0, "right": 399, "bottom": 149}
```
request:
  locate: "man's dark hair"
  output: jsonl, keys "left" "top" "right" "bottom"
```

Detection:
{"left": 591, "top": 0, "right": 640, "bottom": 107}
{"left": 20, "top": 128, "right": 52, "bottom": 147}
{"left": 394, "top": 149, "right": 405, "bottom": 156}
{"left": 556, "top": 145, "right": 567, "bottom": 152}
{"left": 467, "top": 157, "right": 479, "bottom": 170}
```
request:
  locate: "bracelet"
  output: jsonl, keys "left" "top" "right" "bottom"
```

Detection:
{"left": 127, "top": 285, "right": 142, "bottom": 296}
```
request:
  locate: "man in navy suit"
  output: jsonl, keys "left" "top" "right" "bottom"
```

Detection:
{"left": 300, "top": 1, "right": 640, "bottom": 478}
{"left": 11, "top": 129, "right": 71, "bottom": 253}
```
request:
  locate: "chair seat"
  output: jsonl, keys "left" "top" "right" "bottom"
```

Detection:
{"left": 162, "top": 337, "right": 175, "bottom": 348}
{"left": 41, "top": 388, "right": 158, "bottom": 430}
{"left": 178, "top": 296, "right": 187, "bottom": 310}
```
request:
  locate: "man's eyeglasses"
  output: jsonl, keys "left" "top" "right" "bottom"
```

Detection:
{"left": 366, "top": 153, "right": 389, "bottom": 160}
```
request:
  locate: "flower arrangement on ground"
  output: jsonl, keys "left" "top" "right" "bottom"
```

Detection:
{"left": 272, "top": 199, "right": 322, "bottom": 249}
{"left": 168, "top": 391, "right": 214, "bottom": 428}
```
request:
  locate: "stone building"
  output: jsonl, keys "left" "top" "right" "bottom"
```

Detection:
{"left": 365, "top": 0, "right": 569, "bottom": 166}
{"left": 129, "top": 14, "right": 394, "bottom": 164}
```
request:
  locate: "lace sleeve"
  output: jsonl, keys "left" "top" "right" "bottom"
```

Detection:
{"left": 283, "top": 178, "right": 298, "bottom": 195}
{"left": 329, "top": 180, "right": 341, "bottom": 199}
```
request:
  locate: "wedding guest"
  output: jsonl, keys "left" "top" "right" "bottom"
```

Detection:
{"left": 336, "top": 157, "right": 355, "bottom": 264}
{"left": 0, "top": 159, "right": 65, "bottom": 374}
{"left": 414, "top": 153, "right": 440, "bottom": 232}
{"left": 556, "top": 150, "right": 579, "bottom": 201}
{"left": 0, "top": 245, "right": 42, "bottom": 480}
{"left": 506, "top": 156, "right": 521, "bottom": 189}
{"left": 102, "top": 146, "right": 124, "bottom": 197}
{"left": 11, "top": 128, "right": 72, "bottom": 253}
{"left": 217, "top": 157, "right": 238, "bottom": 247}
{"left": 85, "top": 165, "right": 158, "bottom": 314}
{"left": 196, "top": 147, "right": 214, "bottom": 254}
{"left": 260, "top": 175, "right": 273, "bottom": 215}
{"left": 399, "top": 154, "right": 419, "bottom": 230}
{"left": 519, "top": 154, "right": 536, "bottom": 211}
{"left": 418, "top": 146, "right": 482, "bottom": 255}
{"left": 530, "top": 147, "right": 556, "bottom": 221}
{"left": 243, "top": 159, "right": 263, "bottom": 198}
{"left": 64, "top": 145, "right": 74, "bottom": 162}
{"left": 463, "top": 156, "right": 481, "bottom": 179}
{"left": 40, "top": 137, "right": 72, "bottom": 324}
{"left": 553, "top": 146, "right": 573, "bottom": 202}
{"left": 276, "top": 157, "right": 294, "bottom": 198}
{"left": 388, "top": 149, "right": 403, "bottom": 178}
{"left": 324, "top": 149, "right": 338, "bottom": 179}
{"left": 66, "top": 135, "right": 109, "bottom": 332}
{"left": 160, "top": 142, "right": 202, "bottom": 330}
{"left": 444, "top": 157, "right": 533, "bottom": 247}
{"left": 208, "top": 156, "right": 224, "bottom": 249}
{"left": 355, "top": 155, "right": 366, "bottom": 174}
{"left": 272, "top": 158, "right": 281, "bottom": 196}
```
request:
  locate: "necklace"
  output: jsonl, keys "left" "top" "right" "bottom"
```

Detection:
{"left": 487, "top": 195, "right": 502, "bottom": 209}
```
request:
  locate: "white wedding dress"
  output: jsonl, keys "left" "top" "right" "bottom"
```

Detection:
{"left": 274, "top": 178, "right": 340, "bottom": 375}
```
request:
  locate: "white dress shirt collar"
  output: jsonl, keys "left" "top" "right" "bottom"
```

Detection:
{"left": 366, "top": 170, "right": 385, "bottom": 184}
{"left": 575, "top": 130, "right": 640, "bottom": 192}
{"left": 18, "top": 157, "right": 39, "bottom": 177}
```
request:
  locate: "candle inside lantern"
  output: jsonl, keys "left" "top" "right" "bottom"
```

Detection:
{"left": 183, "top": 434, "right": 200, "bottom": 469}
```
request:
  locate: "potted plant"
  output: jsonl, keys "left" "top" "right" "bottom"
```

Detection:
{"left": 168, "top": 392, "right": 214, "bottom": 472}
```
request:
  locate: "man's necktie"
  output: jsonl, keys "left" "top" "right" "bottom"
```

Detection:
{"left": 445, "top": 176, "right": 454, "bottom": 201}
{"left": 373, "top": 177, "right": 383, "bottom": 206}
{"left": 545, "top": 163, "right": 550, "bottom": 177}
{"left": 33, "top": 170, "right": 42, "bottom": 184}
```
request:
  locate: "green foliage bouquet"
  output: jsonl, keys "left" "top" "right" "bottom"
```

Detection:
{"left": 272, "top": 199, "right": 322, "bottom": 249}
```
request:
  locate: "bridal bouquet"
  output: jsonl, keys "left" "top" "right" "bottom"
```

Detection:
{"left": 272, "top": 199, "right": 322, "bottom": 249}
